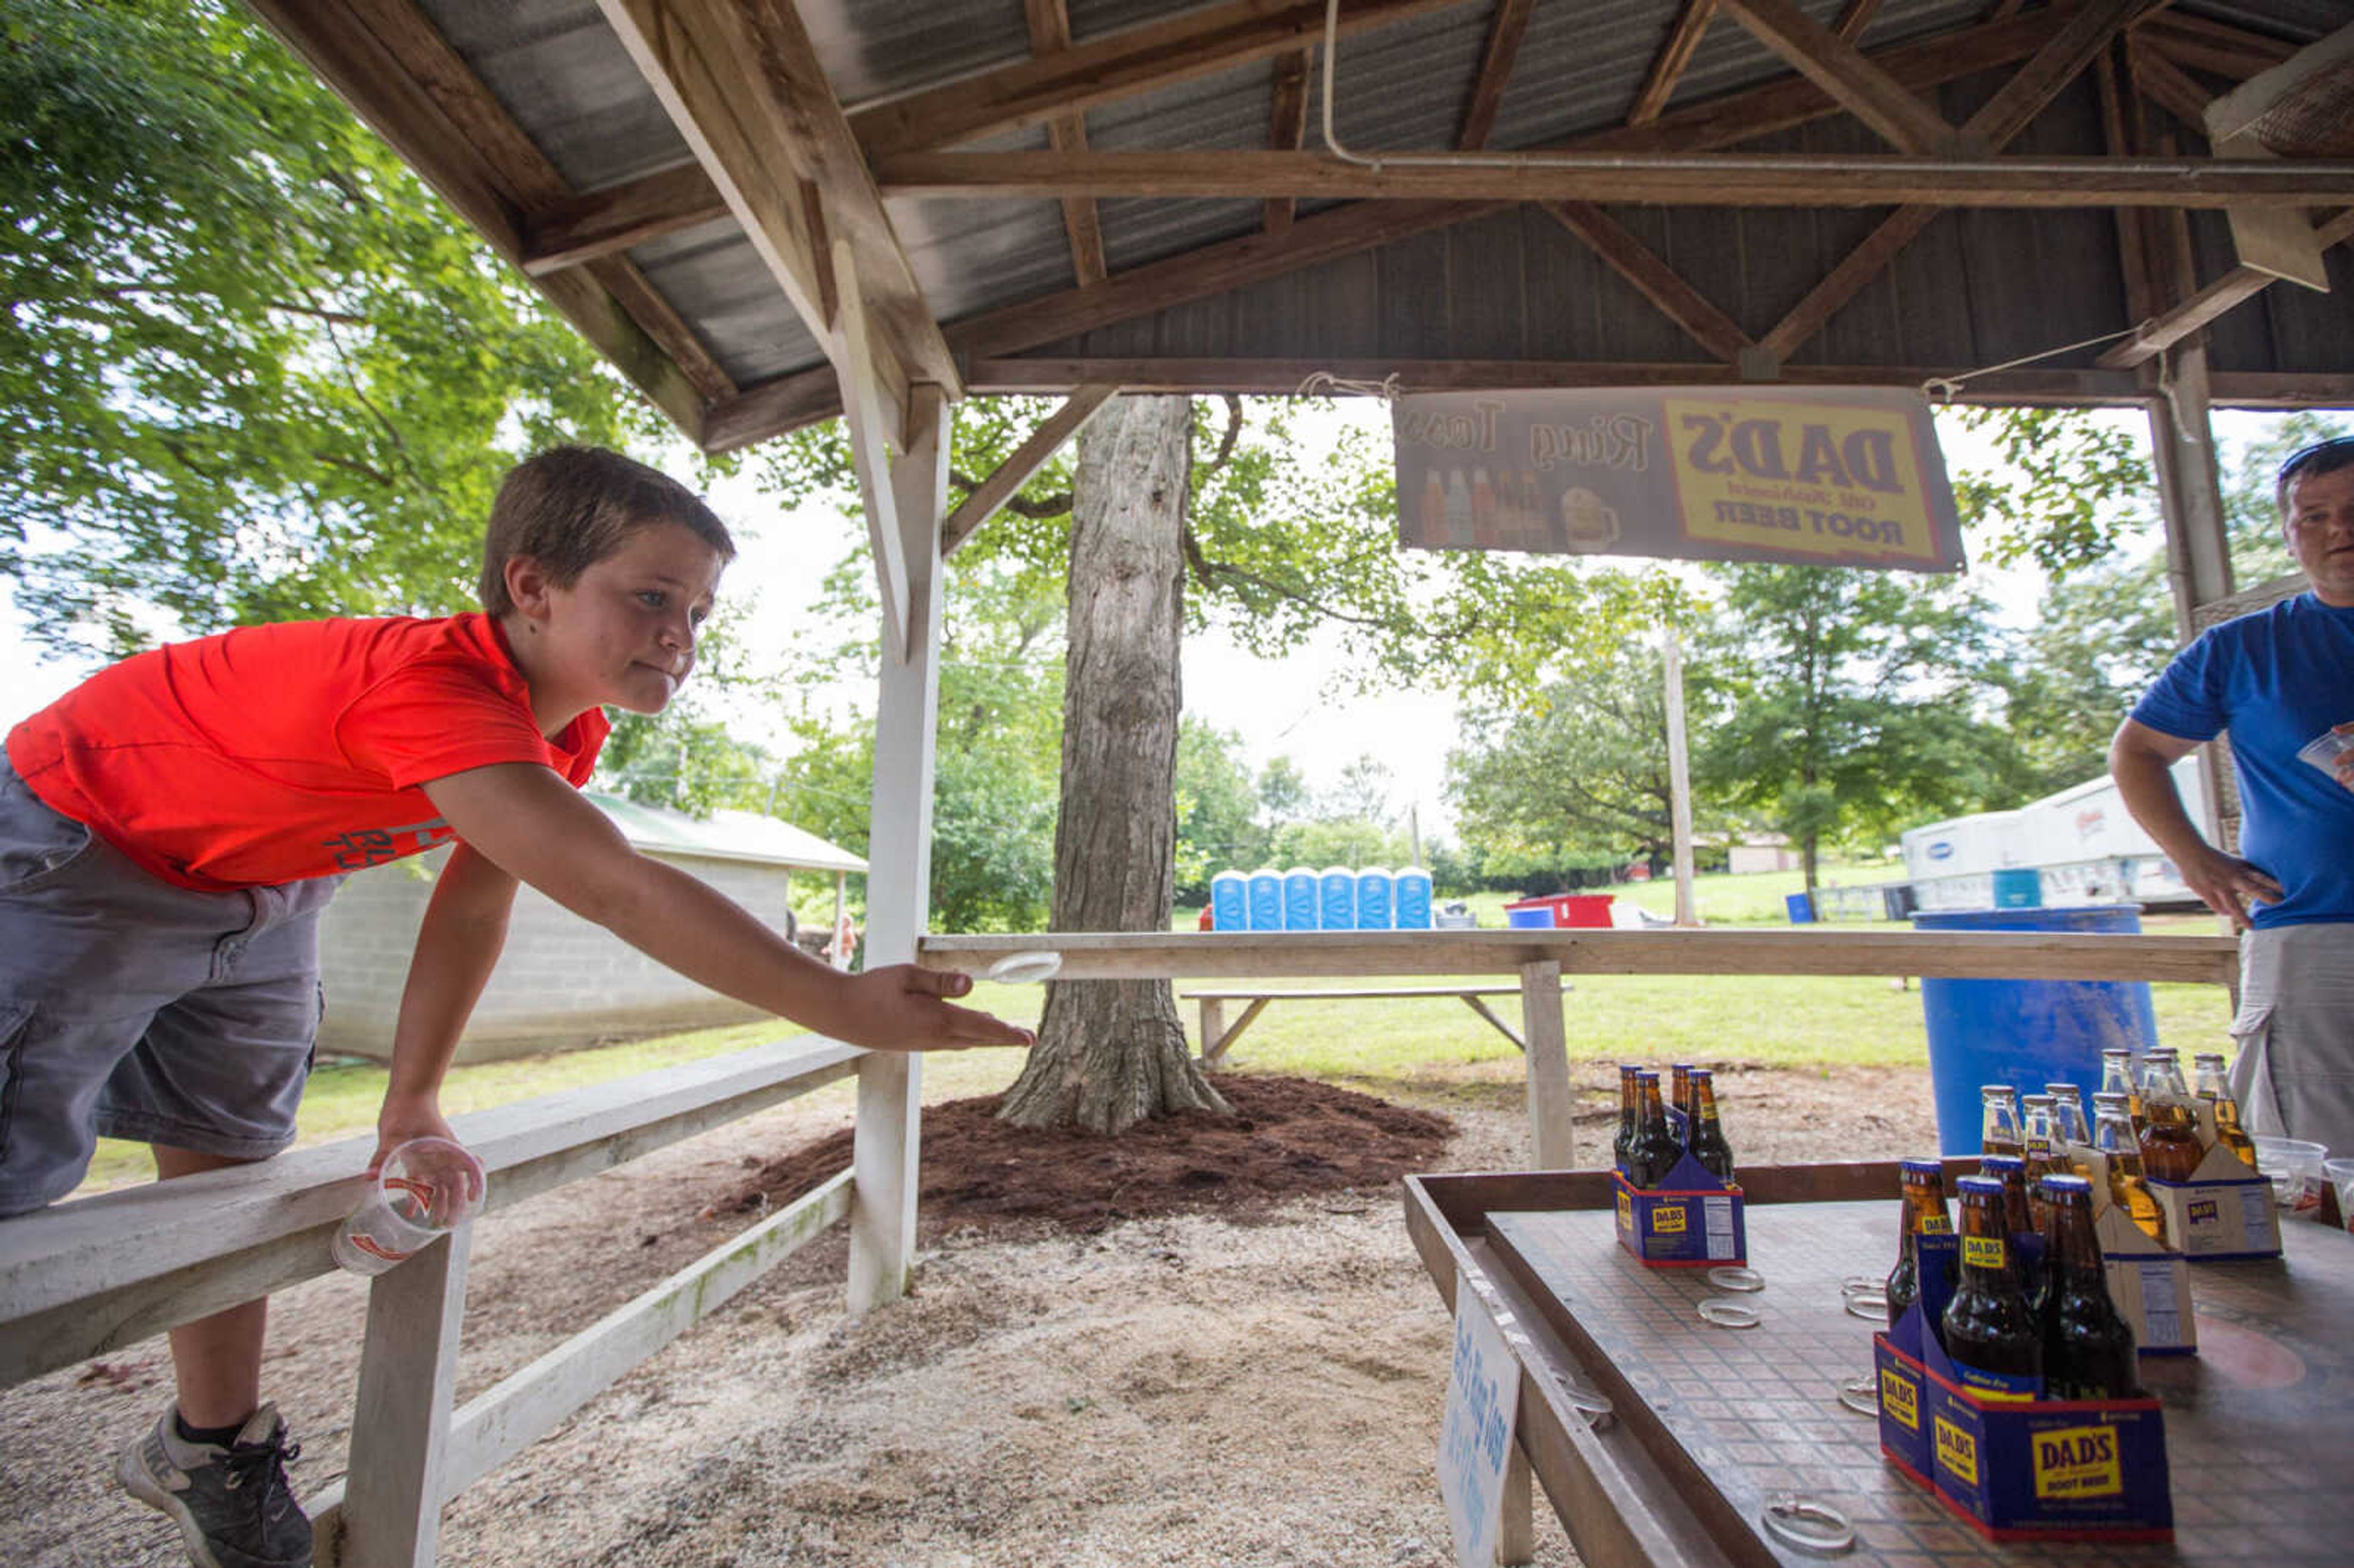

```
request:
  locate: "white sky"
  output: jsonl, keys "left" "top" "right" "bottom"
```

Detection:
{"left": 0, "top": 402, "right": 2310, "bottom": 843}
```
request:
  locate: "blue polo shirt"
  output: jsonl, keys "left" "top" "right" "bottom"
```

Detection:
{"left": 2130, "top": 593, "right": 2354, "bottom": 927}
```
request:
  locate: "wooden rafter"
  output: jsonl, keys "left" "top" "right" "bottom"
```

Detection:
{"left": 520, "top": 163, "right": 730, "bottom": 276}
{"left": 2128, "top": 33, "right": 2219, "bottom": 134}
{"left": 595, "top": 0, "right": 959, "bottom": 448}
{"left": 2131, "top": 13, "right": 2296, "bottom": 82}
{"left": 1458, "top": 0, "right": 1535, "bottom": 150}
{"left": 1834, "top": 0, "right": 1884, "bottom": 45}
{"left": 872, "top": 148, "right": 2354, "bottom": 208}
{"left": 2100, "top": 208, "right": 2354, "bottom": 368}
{"left": 1027, "top": 0, "right": 1107, "bottom": 288}
{"left": 1264, "top": 49, "right": 1312, "bottom": 234}
{"left": 2095, "top": 43, "right": 2162, "bottom": 332}
{"left": 1628, "top": 0, "right": 1719, "bottom": 127}
{"left": 941, "top": 384, "right": 1121, "bottom": 555}
{"left": 1539, "top": 202, "right": 1754, "bottom": 363}
{"left": 1756, "top": 0, "right": 2161, "bottom": 365}
{"left": 243, "top": 0, "right": 727, "bottom": 438}
{"left": 846, "top": 0, "right": 1480, "bottom": 159}
{"left": 1716, "top": 0, "right": 1957, "bottom": 153}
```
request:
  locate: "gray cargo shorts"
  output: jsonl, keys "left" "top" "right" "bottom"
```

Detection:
{"left": 0, "top": 752, "right": 341, "bottom": 1216}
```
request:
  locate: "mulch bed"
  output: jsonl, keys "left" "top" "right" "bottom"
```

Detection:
{"left": 711, "top": 1073, "right": 1455, "bottom": 1235}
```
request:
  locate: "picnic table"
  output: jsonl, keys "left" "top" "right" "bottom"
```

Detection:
{"left": 1405, "top": 1163, "right": 2353, "bottom": 1567}
{"left": 1181, "top": 980, "right": 1571, "bottom": 1067}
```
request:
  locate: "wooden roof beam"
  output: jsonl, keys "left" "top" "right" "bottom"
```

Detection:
{"left": 1756, "top": 0, "right": 2162, "bottom": 365}
{"left": 1539, "top": 202, "right": 1754, "bottom": 363}
{"left": 2099, "top": 208, "right": 2354, "bottom": 368}
{"left": 1264, "top": 49, "right": 1312, "bottom": 234}
{"left": 596, "top": 0, "right": 960, "bottom": 451}
{"left": 1834, "top": 0, "right": 1884, "bottom": 45}
{"left": 1716, "top": 0, "right": 1961, "bottom": 153}
{"left": 2128, "top": 34, "right": 2219, "bottom": 135}
{"left": 847, "top": 0, "right": 1480, "bottom": 159}
{"left": 1628, "top": 0, "right": 1718, "bottom": 127}
{"left": 243, "top": 0, "right": 728, "bottom": 440}
{"left": 1458, "top": 0, "right": 1535, "bottom": 150}
{"left": 520, "top": 162, "right": 730, "bottom": 276}
{"left": 2131, "top": 14, "right": 2296, "bottom": 83}
{"left": 1027, "top": 0, "right": 1107, "bottom": 289}
{"left": 941, "top": 384, "right": 1121, "bottom": 556}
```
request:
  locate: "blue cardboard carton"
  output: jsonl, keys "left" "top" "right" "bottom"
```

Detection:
{"left": 1611, "top": 1149, "right": 1743, "bottom": 1266}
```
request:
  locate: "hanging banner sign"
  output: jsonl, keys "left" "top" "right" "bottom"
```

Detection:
{"left": 1393, "top": 386, "right": 1965, "bottom": 572}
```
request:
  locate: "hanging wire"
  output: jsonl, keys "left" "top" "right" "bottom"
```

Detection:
{"left": 1917, "top": 323, "right": 2146, "bottom": 405}
{"left": 1295, "top": 370, "right": 1404, "bottom": 402}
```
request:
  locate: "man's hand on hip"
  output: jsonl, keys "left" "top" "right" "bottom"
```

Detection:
{"left": 2176, "top": 843, "right": 2284, "bottom": 931}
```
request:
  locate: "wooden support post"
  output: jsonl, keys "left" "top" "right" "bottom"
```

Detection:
{"left": 849, "top": 383, "right": 950, "bottom": 1314}
{"left": 1519, "top": 960, "right": 1575, "bottom": 1170}
{"left": 333, "top": 1227, "right": 473, "bottom": 1568}
{"left": 2146, "top": 346, "right": 2236, "bottom": 848}
{"left": 1197, "top": 996, "right": 1225, "bottom": 1064}
{"left": 1500, "top": 1441, "right": 1536, "bottom": 1566}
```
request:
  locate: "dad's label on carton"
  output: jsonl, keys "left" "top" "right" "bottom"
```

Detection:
{"left": 1881, "top": 1368, "right": 1919, "bottom": 1431}
{"left": 2032, "top": 1425, "right": 2124, "bottom": 1502}
{"left": 1935, "top": 1416, "right": 1979, "bottom": 1486}
{"left": 1654, "top": 1205, "right": 1688, "bottom": 1235}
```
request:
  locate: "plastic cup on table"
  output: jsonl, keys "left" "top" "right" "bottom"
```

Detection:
{"left": 332, "top": 1136, "right": 488, "bottom": 1275}
{"left": 2250, "top": 1135, "right": 2327, "bottom": 1213}
{"left": 2323, "top": 1157, "right": 2354, "bottom": 1232}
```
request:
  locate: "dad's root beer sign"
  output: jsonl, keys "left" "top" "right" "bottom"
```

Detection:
{"left": 1393, "top": 386, "right": 1964, "bottom": 573}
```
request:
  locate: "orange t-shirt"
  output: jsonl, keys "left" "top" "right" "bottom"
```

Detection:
{"left": 5, "top": 614, "right": 608, "bottom": 891}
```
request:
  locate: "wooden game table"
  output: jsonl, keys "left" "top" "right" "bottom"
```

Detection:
{"left": 1404, "top": 1163, "right": 2353, "bottom": 1568}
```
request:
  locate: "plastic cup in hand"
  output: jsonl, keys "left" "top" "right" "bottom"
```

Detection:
{"left": 332, "top": 1137, "right": 488, "bottom": 1275}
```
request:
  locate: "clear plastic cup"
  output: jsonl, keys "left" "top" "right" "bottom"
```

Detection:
{"left": 2250, "top": 1135, "right": 2328, "bottom": 1212}
{"left": 332, "top": 1136, "right": 488, "bottom": 1275}
{"left": 2325, "top": 1157, "right": 2354, "bottom": 1233}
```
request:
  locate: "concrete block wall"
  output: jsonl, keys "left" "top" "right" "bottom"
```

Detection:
{"left": 317, "top": 849, "right": 807, "bottom": 1063}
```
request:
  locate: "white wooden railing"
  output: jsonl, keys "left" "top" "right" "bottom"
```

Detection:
{"left": 1, "top": 927, "right": 2239, "bottom": 1567}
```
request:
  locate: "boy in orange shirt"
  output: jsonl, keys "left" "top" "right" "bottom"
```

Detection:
{"left": 1, "top": 446, "right": 1030, "bottom": 1568}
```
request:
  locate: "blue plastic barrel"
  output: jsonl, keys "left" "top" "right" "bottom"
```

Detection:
{"left": 1355, "top": 868, "right": 1393, "bottom": 929}
{"left": 1395, "top": 867, "right": 1433, "bottom": 929}
{"left": 1283, "top": 867, "right": 1319, "bottom": 931}
{"left": 1319, "top": 866, "right": 1355, "bottom": 930}
{"left": 1210, "top": 870, "right": 1247, "bottom": 932}
{"left": 1247, "top": 867, "right": 1284, "bottom": 931}
{"left": 1912, "top": 904, "right": 2160, "bottom": 1155}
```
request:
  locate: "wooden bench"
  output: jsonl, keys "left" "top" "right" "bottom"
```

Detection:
{"left": 1181, "top": 982, "right": 1572, "bottom": 1067}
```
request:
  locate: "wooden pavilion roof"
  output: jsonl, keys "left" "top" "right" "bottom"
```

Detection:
{"left": 247, "top": 0, "right": 2354, "bottom": 456}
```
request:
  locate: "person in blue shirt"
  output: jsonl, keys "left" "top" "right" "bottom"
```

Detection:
{"left": 2111, "top": 436, "right": 2354, "bottom": 1157}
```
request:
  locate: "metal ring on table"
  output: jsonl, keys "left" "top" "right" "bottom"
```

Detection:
{"left": 1838, "top": 1276, "right": 1881, "bottom": 1298}
{"left": 1551, "top": 1372, "right": 1616, "bottom": 1425}
{"left": 1707, "top": 1265, "right": 1765, "bottom": 1293}
{"left": 1761, "top": 1494, "right": 1856, "bottom": 1556}
{"left": 1837, "top": 1376, "right": 1880, "bottom": 1416}
{"left": 1698, "top": 1297, "right": 1762, "bottom": 1329}
{"left": 1843, "top": 1293, "right": 1889, "bottom": 1321}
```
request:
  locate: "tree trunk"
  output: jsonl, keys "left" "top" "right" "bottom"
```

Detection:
{"left": 997, "top": 396, "right": 1230, "bottom": 1134}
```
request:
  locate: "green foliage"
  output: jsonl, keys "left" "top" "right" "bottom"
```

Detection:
{"left": 1174, "top": 717, "right": 1264, "bottom": 895}
{"left": 1270, "top": 816, "right": 1411, "bottom": 871}
{"left": 1949, "top": 407, "right": 2154, "bottom": 575}
{"left": 1, "top": 0, "right": 655, "bottom": 660}
{"left": 1983, "top": 548, "right": 2176, "bottom": 796}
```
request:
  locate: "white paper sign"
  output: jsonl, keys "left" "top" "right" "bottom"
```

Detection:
{"left": 1438, "top": 1288, "right": 1520, "bottom": 1568}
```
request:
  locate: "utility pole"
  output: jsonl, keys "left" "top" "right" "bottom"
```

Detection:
{"left": 1663, "top": 622, "right": 1698, "bottom": 927}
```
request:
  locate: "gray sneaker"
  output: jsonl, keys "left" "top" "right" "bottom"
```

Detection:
{"left": 116, "top": 1403, "right": 313, "bottom": 1568}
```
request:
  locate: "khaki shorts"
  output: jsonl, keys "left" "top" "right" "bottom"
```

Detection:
{"left": 2227, "top": 921, "right": 2354, "bottom": 1159}
{"left": 0, "top": 753, "right": 338, "bottom": 1216}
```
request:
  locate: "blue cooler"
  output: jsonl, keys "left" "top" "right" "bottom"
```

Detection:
{"left": 1912, "top": 904, "right": 2160, "bottom": 1155}
{"left": 1209, "top": 870, "right": 1247, "bottom": 932}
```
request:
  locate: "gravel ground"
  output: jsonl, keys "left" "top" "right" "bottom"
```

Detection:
{"left": 0, "top": 1062, "right": 1940, "bottom": 1567}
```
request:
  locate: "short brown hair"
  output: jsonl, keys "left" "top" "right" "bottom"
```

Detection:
{"left": 478, "top": 446, "right": 735, "bottom": 615}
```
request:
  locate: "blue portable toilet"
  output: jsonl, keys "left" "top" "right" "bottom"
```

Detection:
{"left": 1283, "top": 867, "right": 1319, "bottom": 930}
{"left": 1395, "top": 866, "right": 1434, "bottom": 929}
{"left": 1319, "top": 866, "right": 1355, "bottom": 929}
{"left": 1247, "top": 867, "right": 1284, "bottom": 931}
{"left": 1355, "top": 867, "right": 1394, "bottom": 929}
{"left": 1210, "top": 870, "right": 1247, "bottom": 932}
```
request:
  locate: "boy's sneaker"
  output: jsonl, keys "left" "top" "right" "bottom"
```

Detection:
{"left": 116, "top": 1402, "right": 313, "bottom": 1568}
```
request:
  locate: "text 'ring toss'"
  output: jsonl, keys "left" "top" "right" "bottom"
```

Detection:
{"left": 1762, "top": 1496, "right": 1856, "bottom": 1556}
{"left": 985, "top": 951, "right": 1062, "bottom": 984}
{"left": 1707, "top": 1265, "right": 1765, "bottom": 1293}
{"left": 1698, "top": 1298, "right": 1761, "bottom": 1329}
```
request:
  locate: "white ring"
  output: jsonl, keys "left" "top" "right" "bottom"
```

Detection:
{"left": 1707, "top": 1266, "right": 1764, "bottom": 1293}
{"left": 1837, "top": 1377, "right": 1879, "bottom": 1416}
{"left": 1839, "top": 1275, "right": 1881, "bottom": 1296}
{"left": 1761, "top": 1495, "right": 1856, "bottom": 1555}
{"left": 1843, "top": 1293, "right": 1889, "bottom": 1320}
{"left": 1698, "top": 1298, "right": 1761, "bottom": 1329}
{"left": 983, "top": 951, "right": 1062, "bottom": 984}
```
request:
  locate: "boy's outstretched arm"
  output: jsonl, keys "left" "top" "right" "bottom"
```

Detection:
{"left": 368, "top": 843, "right": 519, "bottom": 1173}
{"left": 421, "top": 762, "right": 1036, "bottom": 1054}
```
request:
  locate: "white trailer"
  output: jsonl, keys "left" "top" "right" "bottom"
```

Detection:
{"left": 1900, "top": 757, "right": 2210, "bottom": 911}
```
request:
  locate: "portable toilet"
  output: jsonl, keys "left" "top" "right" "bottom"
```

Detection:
{"left": 1355, "top": 866, "right": 1394, "bottom": 929}
{"left": 1247, "top": 867, "right": 1284, "bottom": 931}
{"left": 1210, "top": 870, "right": 1247, "bottom": 932}
{"left": 1395, "top": 866, "right": 1434, "bottom": 929}
{"left": 1319, "top": 866, "right": 1355, "bottom": 929}
{"left": 1283, "top": 866, "right": 1319, "bottom": 931}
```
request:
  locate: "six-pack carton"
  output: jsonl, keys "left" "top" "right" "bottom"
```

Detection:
{"left": 2139, "top": 1101, "right": 2279, "bottom": 1261}
{"left": 1611, "top": 1147, "right": 1745, "bottom": 1266}
{"left": 2057, "top": 1143, "right": 2197, "bottom": 1354}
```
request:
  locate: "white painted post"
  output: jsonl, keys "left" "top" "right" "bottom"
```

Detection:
{"left": 2146, "top": 350, "right": 2236, "bottom": 849}
{"left": 335, "top": 1227, "right": 473, "bottom": 1568}
{"left": 1519, "top": 959, "right": 1575, "bottom": 1170}
{"left": 849, "top": 382, "right": 948, "bottom": 1314}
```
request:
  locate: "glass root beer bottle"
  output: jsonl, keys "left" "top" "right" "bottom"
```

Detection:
{"left": 1980, "top": 1084, "right": 2023, "bottom": 1159}
{"left": 1978, "top": 1153, "right": 2040, "bottom": 1302}
{"left": 1686, "top": 1068, "right": 1735, "bottom": 1182}
{"left": 2090, "top": 1092, "right": 2168, "bottom": 1247}
{"left": 2037, "top": 1174, "right": 2142, "bottom": 1400}
{"left": 1628, "top": 1071, "right": 1681, "bottom": 1188}
{"left": 1941, "top": 1174, "right": 2044, "bottom": 1400}
{"left": 2192, "top": 1052, "right": 2259, "bottom": 1170}
{"left": 1613, "top": 1064, "right": 1641, "bottom": 1172}
{"left": 1886, "top": 1157, "right": 1952, "bottom": 1333}
{"left": 2136, "top": 1049, "right": 2205, "bottom": 1183}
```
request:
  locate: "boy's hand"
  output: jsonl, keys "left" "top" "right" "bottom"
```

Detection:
{"left": 367, "top": 1094, "right": 459, "bottom": 1181}
{"left": 835, "top": 965, "right": 1037, "bottom": 1052}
